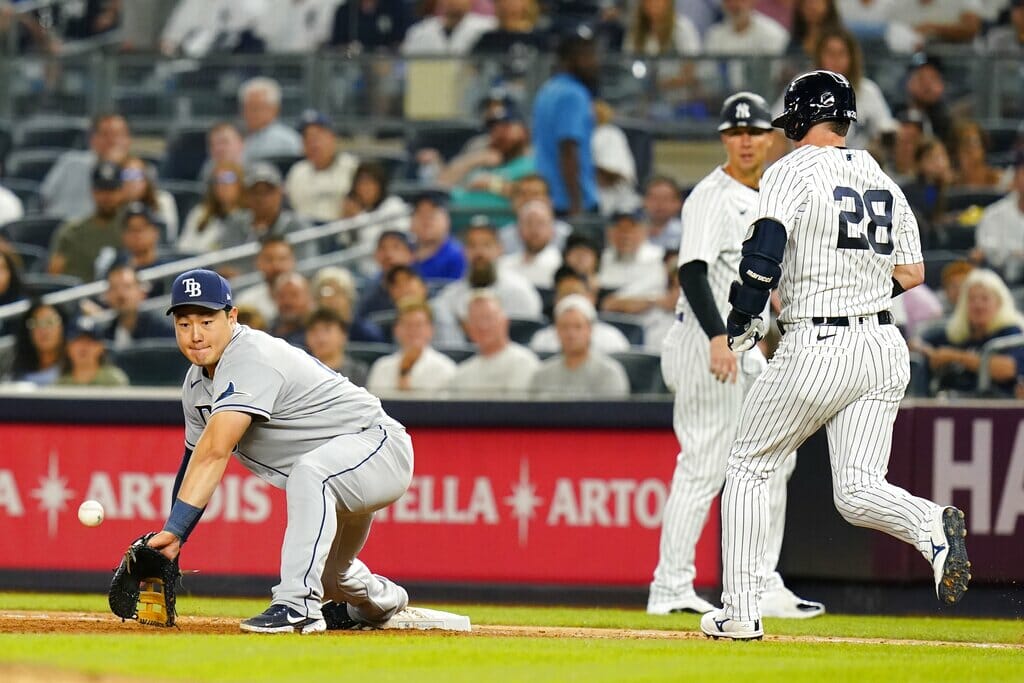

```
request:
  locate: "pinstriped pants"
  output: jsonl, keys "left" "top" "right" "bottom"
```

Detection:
{"left": 721, "top": 321, "right": 940, "bottom": 620}
{"left": 649, "top": 322, "right": 795, "bottom": 606}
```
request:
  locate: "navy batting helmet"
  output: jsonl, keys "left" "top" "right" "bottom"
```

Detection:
{"left": 772, "top": 70, "right": 857, "bottom": 141}
{"left": 718, "top": 92, "right": 773, "bottom": 132}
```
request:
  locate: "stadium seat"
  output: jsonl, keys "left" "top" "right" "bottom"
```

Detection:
{"left": 610, "top": 351, "right": 668, "bottom": 395}
{"left": 346, "top": 341, "right": 395, "bottom": 368}
{"left": 944, "top": 189, "right": 1005, "bottom": 213}
{"left": 20, "top": 273, "right": 82, "bottom": 297}
{"left": 599, "top": 313, "right": 645, "bottom": 346}
{"left": 160, "top": 125, "right": 211, "bottom": 181}
{"left": 349, "top": 149, "right": 409, "bottom": 181}
{"left": 263, "top": 154, "right": 304, "bottom": 178}
{"left": 0, "top": 177, "right": 42, "bottom": 214}
{"left": 508, "top": 318, "right": 545, "bottom": 345}
{"left": 0, "top": 215, "right": 63, "bottom": 250}
{"left": 922, "top": 250, "right": 967, "bottom": 290}
{"left": 109, "top": 340, "right": 192, "bottom": 387}
{"left": 618, "top": 120, "right": 654, "bottom": 187}
{"left": 5, "top": 242, "right": 48, "bottom": 273}
{"left": 437, "top": 345, "right": 475, "bottom": 363}
{"left": 405, "top": 121, "right": 481, "bottom": 173}
{"left": 0, "top": 122, "right": 11, "bottom": 170}
{"left": 161, "top": 180, "right": 205, "bottom": 226}
{"left": 12, "top": 117, "right": 90, "bottom": 151}
{"left": 3, "top": 149, "right": 69, "bottom": 182}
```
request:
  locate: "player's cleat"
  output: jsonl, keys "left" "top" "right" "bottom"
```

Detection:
{"left": 647, "top": 593, "right": 716, "bottom": 615}
{"left": 930, "top": 506, "right": 971, "bottom": 605}
{"left": 240, "top": 604, "right": 327, "bottom": 634}
{"left": 759, "top": 586, "right": 825, "bottom": 619}
{"left": 700, "top": 609, "right": 763, "bottom": 640}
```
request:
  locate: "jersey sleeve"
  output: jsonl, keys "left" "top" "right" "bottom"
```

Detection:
{"left": 678, "top": 185, "right": 725, "bottom": 266}
{"left": 756, "top": 161, "right": 806, "bottom": 233}
{"left": 209, "top": 357, "right": 285, "bottom": 421}
{"left": 551, "top": 89, "right": 591, "bottom": 145}
{"left": 891, "top": 185, "right": 923, "bottom": 265}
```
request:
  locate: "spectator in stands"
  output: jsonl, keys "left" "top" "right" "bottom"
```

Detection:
{"left": 410, "top": 189, "right": 466, "bottom": 282}
{"left": 890, "top": 0, "right": 982, "bottom": 46}
{"left": 235, "top": 236, "right": 297, "bottom": 322}
{"left": 912, "top": 269, "right": 1024, "bottom": 396}
{"left": 101, "top": 265, "right": 174, "bottom": 350}
{"left": 120, "top": 156, "right": 179, "bottom": 242}
{"left": 400, "top": 0, "right": 496, "bottom": 54}
{"left": 62, "top": 1, "right": 121, "bottom": 41}
{"left": 201, "top": 122, "right": 245, "bottom": 181}
{"left": 415, "top": 90, "right": 517, "bottom": 180}
{"left": 626, "top": 0, "right": 701, "bottom": 55}
{"left": 951, "top": 119, "right": 1011, "bottom": 191}
{"left": 642, "top": 176, "right": 683, "bottom": 251}
{"left": 498, "top": 200, "right": 562, "bottom": 288}
{"left": 471, "top": 0, "right": 546, "bottom": 53}
{"left": 329, "top": 0, "right": 408, "bottom": 50}
{"left": 177, "top": 163, "right": 246, "bottom": 254}
{"left": 940, "top": 260, "right": 975, "bottom": 314}
{"left": 160, "top": 0, "right": 265, "bottom": 57}
{"left": 704, "top": 0, "right": 789, "bottom": 57}
{"left": 787, "top": 0, "right": 842, "bottom": 57}
{"left": 225, "top": 163, "right": 313, "bottom": 256}
{"left": 532, "top": 31, "right": 600, "bottom": 217}
{"left": 47, "top": 161, "right": 125, "bottom": 283}
{"left": 0, "top": 183, "right": 24, "bottom": 225}
{"left": 56, "top": 317, "right": 129, "bottom": 387}
{"left": 285, "top": 110, "right": 360, "bottom": 223}
{"left": 814, "top": 28, "right": 897, "bottom": 151}
{"left": 236, "top": 305, "right": 267, "bottom": 331}
{"left": 901, "top": 53, "right": 952, "bottom": 142}
{"left": 985, "top": 0, "right": 1024, "bottom": 53}
{"left": 357, "top": 231, "right": 416, "bottom": 318}
{"left": 434, "top": 219, "right": 543, "bottom": 323}
{"left": 0, "top": 247, "right": 24, "bottom": 335}
{"left": 313, "top": 266, "right": 385, "bottom": 343}
{"left": 449, "top": 291, "right": 540, "bottom": 394}
{"left": 529, "top": 266, "right": 630, "bottom": 353}
{"left": 115, "top": 202, "right": 176, "bottom": 288}
{"left": 599, "top": 210, "right": 665, "bottom": 293}
{"left": 305, "top": 307, "right": 370, "bottom": 387}
{"left": 593, "top": 101, "right": 640, "bottom": 217}
{"left": 366, "top": 300, "right": 457, "bottom": 393}
{"left": 974, "top": 152, "right": 1024, "bottom": 283}
{"left": 41, "top": 113, "right": 130, "bottom": 220}
{"left": 339, "top": 161, "right": 410, "bottom": 249}
{"left": 889, "top": 109, "right": 925, "bottom": 184}
{"left": 529, "top": 294, "right": 630, "bottom": 396}
{"left": 563, "top": 231, "right": 601, "bottom": 281}
{"left": 442, "top": 102, "right": 535, "bottom": 212}
{"left": 498, "top": 174, "right": 573, "bottom": 255}
{"left": 903, "top": 138, "right": 955, "bottom": 231}
{"left": 256, "top": 0, "right": 336, "bottom": 53}
{"left": 383, "top": 264, "right": 464, "bottom": 344}
{"left": 270, "top": 272, "right": 315, "bottom": 347}
{"left": 239, "top": 77, "right": 303, "bottom": 165}
{"left": 10, "top": 303, "right": 66, "bottom": 386}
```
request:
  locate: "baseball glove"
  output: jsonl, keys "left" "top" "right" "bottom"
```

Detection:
{"left": 108, "top": 532, "right": 181, "bottom": 627}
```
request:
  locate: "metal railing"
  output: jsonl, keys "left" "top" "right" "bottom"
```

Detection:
{"left": 976, "top": 334, "right": 1024, "bottom": 395}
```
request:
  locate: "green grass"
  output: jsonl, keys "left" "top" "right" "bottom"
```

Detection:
{"left": 0, "top": 593, "right": 1021, "bottom": 683}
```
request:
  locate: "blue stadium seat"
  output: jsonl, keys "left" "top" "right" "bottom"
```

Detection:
{"left": 5, "top": 242, "right": 48, "bottom": 273}
{"left": 0, "top": 215, "right": 63, "bottom": 250}
{"left": 0, "top": 178, "right": 42, "bottom": 214}
{"left": 3, "top": 149, "right": 69, "bottom": 182}
{"left": 610, "top": 351, "right": 669, "bottom": 395}
{"left": 160, "top": 180, "right": 205, "bottom": 227}
{"left": 599, "top": 313, "right": 645, "bottom": 346}
{"left": 508, "top": 318, "right": 545, "bottom": 345}
{"left": 109, "top": 340, "right": 192, "bottom": 387}
{"left": 160, "top": 125, "right": 211, "bottom": 181}
{"left": 437, "top": 345, "right": 475, "bottom": 363}
{"left": 12, "top": 117, "right": 90, "bottom": 151}
{"left": 346, "top": 341, "right": 395, "bottom": 368}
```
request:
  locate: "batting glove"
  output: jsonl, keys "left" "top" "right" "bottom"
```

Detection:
{"left": 727, "top": 310, "right": 766, "bottom": 352}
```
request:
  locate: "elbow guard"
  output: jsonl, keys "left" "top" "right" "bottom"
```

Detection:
{"left": 739, "top": 218, "right": 787, "bottom": 291}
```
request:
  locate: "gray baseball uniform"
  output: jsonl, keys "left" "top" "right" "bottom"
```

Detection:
{"left": 182, "top": 324, "right": 413, "bottom": 622}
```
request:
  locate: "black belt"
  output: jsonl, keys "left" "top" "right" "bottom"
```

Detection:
{"left": 778, "top": 311, "right": 893, "bottom": 335}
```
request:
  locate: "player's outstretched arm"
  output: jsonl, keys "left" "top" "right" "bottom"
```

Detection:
{"left": 727, "top": 218, "right": 786, "bottom": 351}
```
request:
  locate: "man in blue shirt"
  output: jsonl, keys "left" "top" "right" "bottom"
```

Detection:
{"left": 410, "top": 189, "right": 466, "bottom": 283}
{"left": 531, "top": 31, "right": 600, "bottom": 217}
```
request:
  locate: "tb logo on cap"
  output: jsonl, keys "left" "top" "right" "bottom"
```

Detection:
{"left": 183, "top": 278, "right": 202, "bottom": 297}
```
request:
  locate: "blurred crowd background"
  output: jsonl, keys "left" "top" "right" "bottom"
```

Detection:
{"left": 0, "top": 0, "right": 1022, "bottom": 399}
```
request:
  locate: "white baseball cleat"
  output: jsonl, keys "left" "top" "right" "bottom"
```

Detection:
{"left": 930, "top": 506, "right": 971, "bottom": 605}
{"left": 759, "top": 586, "right": 826, "bottom": 619}
{"left": 647, "top": 593, "right": 716, "bottom": 615}
{"left": 700, "top": 609, "right": 764, "bottom": 640}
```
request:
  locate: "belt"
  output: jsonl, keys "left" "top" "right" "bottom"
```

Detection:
{"left": 778, "top": 311, "right": 893, "bottom": 335}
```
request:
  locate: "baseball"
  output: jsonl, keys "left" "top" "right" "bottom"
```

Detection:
{"left": 78, "top": 500, "right": 104, "bottom": 527}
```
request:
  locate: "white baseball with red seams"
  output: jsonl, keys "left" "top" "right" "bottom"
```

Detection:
{"left": 78, "top": 500, "right": 104, "bottom": 527}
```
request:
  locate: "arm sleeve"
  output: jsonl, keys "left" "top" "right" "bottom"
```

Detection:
{"left": 678, "top": 260, "right": 727, "bottom": 339}
{"left": 891, "top": 185, "right": 924, "bottom": 266}
{"left": 552, "top": 90, "right": 590, "bottom": 145}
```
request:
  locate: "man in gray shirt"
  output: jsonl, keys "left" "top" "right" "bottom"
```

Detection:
{"left": 239, "top": 77, "right": 302, "bottom": 165}
{"left": 529, "top": 294, "right": 630, "bottom": 397}
{"left": 41, "top": 114, "right": 131, "bottom": 219}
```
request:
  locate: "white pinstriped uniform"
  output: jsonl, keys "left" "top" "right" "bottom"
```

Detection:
{"left": 649, "top": 167, "right": 796, "bottom": 608}
{"left": 720, "top": 145, "right": 943, "bottom": 621}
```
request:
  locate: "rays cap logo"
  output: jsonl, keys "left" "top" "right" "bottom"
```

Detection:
{"left": 166, "top": 269, "right": 234, "bottom": 315}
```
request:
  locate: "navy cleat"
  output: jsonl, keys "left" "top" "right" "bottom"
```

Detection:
{"left": 930, "top": 506, "right": 971, "bottom": 605}
{"left": 240, "top": 604, "right": 326, "bottom": 634}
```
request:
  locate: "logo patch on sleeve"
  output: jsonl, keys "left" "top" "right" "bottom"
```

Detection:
{"left": 216, "top": 381, "right": 252, "bottom": 403}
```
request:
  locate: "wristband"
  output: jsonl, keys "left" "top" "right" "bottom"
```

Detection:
{"left": 892, "top": 277, "right": 905, "bottom": 297}
{"left": 165, "top": 499, "right": 203, "bottom": 540}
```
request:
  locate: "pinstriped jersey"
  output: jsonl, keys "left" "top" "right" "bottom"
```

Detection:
{"left": 182, "top": 325, "right": 392, "bottom": 488}
{"left": 676, "top": 166, "right": 758, "bottom": 322}
{"left": 756, "top": 145, "right": 922, "bottom": 321}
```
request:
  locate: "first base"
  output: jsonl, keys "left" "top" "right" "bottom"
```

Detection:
{"left": 381, "top": 607, "right": 471, "bottom": 632}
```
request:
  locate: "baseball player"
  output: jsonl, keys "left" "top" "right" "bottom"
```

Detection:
{"left": 701, "top": 71, "right": 970, "bottom": 640}
{"left": 145, "top": 269, "right": 413, "bottom": 634}
{"left": 649, "top": 93, "right": 823, "bottom": 619}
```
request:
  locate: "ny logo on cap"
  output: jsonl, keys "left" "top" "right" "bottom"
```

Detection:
{"left": 182, "top": 278, "right": 202, "bottom": 297}
{"left": 736, "top": 103, "right": 750, "bottom": 119}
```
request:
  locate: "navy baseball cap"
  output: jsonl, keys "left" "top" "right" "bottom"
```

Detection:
{"left": 92, "top": 161, "right": 123, "bottom": 190}
{"left": 412, "top": 186, "right": 451, "bottom": 207}
{"left": 66, "top": 317, "right": 102, "bottom": 341}
{"left": 123, "top": 201, "right": 156, "bottom": 224}
{"left": 166, "top": 269, "right": 234, "bottom": 315}
{"left": 484, "top": 102, "right": 523, "bottom": 129}
{"left": 718, "top": 92, "right": 773, "bottom": 132}
{"left": 297, "top": 109, "right": 335, "bottom": 134}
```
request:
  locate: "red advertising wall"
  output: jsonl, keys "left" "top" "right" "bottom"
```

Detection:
{"left": 0, "top": 424, "right": 719, "bottom": 587}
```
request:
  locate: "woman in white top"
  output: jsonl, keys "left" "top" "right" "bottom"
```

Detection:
{"left": 626, "top": 0, "right": 701, "bottom": 97}
{"left": 366, "top": 300, "right": 456, "bottom": 395}
{"left": 120, "top": 157, "right": 179, "bottom": 242}
{"left": 177, "top": 162, "right": 247, "bottom": 254}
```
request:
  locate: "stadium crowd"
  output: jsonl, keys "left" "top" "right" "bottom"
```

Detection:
{"left": 0, "top": 0, "right": 1023, "bottom": 399}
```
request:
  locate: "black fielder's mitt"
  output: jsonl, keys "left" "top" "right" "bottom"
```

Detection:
{"left": 109, "top": 532, "right": 181, "bottom": 627}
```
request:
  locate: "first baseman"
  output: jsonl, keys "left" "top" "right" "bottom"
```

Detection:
{"left": 649, "top": 92, "right": 823, "bottom": 619}
{"left": 146, "top": 268, "right": 413, "bottom": 633}
{"left": 701, "top": 71, "right": 970, "bottom": 640}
